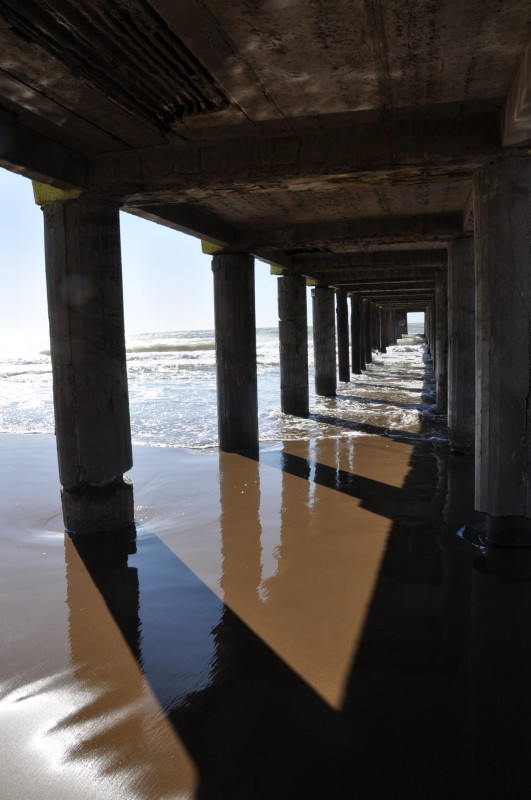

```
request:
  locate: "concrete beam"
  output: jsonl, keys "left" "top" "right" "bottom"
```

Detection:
{"left": 308, "top": 268, "right": 438, "bottom": 285}
{"left": 0, "top": 119, "right": 86, "bottom": 189}
{"left": 125, "top": 203, "right": 237, "bottom": 247}
{"left": 351, "top": 294, "right": 433, "bottom": 303}
{"left": 329, "top": 279, "right": 436, "bottom": 292}
{"left": 234, "top": 214, "right": 462, "bottom": 252}
{"left": 503, "top": 41, "right": 531, "bottom": 146}
{"left": 292, "top": 250, "right": 447, "bottom": 271}
{"left": 89, "top": 105, "right": 501, "bottom": 203}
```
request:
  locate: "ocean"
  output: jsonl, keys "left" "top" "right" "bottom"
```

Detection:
{"left": 0, "top": 322, "right": 445, "bottom": 449}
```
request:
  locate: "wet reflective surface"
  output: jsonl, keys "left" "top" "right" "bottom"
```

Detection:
{"left": 3, "top": 348, "right": 531, "bottom": 797}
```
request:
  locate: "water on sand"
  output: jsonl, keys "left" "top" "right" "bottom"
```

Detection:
{"left": 4, "top": 336, "right": 528, "bottom": 798}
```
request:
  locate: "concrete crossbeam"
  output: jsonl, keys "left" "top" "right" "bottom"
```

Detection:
{"left": 88, "top": 106, "right": 501, "bottom": 204}
{"left": 0, "top": 119, "right": 86, "bottom": 189}
{"left": 235, "top": 214, "right": 462, "bottom": 252}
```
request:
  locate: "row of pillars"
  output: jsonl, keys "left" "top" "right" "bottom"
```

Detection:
{"left": 216, "top": 261, "right": 407, "bottom": 437}
{"left": 423, "top": 154, "right": 531, "bottom": 545}
{"left": 36, "top": 153, "right": 531, "bottom": 545}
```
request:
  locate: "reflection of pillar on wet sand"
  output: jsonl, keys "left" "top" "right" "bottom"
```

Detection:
{"left": 218, "top": 452, "right": 262, "bottom": 608}
{"left": 469, "top": 548, "right": 531, "bottom": 796}
{"left": 66, "top": 528, "right": 140, "bottom": 675}
{"left": 65, "top": 530, "right": 197, "bottom": 795}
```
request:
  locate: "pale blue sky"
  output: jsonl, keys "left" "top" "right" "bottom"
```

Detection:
{"left": 0, "top": 167, "right": 281, "bottom": 349}
{"left": 1, "top": 166, "right": 422, "bottom": 352}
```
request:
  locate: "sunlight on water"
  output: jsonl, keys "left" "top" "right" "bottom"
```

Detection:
{"left": 0, "top": 324, "right": 442, "bottom": 447}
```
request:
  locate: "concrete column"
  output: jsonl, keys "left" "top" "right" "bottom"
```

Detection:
{"left": 425, "top": 304, "right": 432, "bottom": 354}
{"left": 277, "top": 274, "right": 309, "bottom": 416}
{"left": 312, "top": 286, "right": 336, "bottom": 396}
{"left": 474, "top": 154, "right": 531, "bottom": 543}
{"left": 364, "top": 301, "right": 373, "bottom": 364}
{"left": 378, "top": 307, "right": 387, "bottom": 353}
{"left": 212, "top": 252, "right": 258, "bottom": 451}
{"left": 385, "top": 309, "right": 395, "bottom": 346}
{"left": 359, "top": 297, "right": 367, "bottom": 371}
{"left": 435, "top": 271, "right": 448, "bottom": 413}
{"left": 336, "top": 291, "right": 350, "bottom": 382}
{"left": 428, "top": 299, "right": 436, "bottom": 362}
{"left": 350, "top": 295, "right": 362, "bottom": 375}
{"left": 43, "top": 197, "right": 133, "bottom": 533}
{"left": 448, "top": 237, "right": 475, "bottom": 454}
{"left": 371, "top": 304, "right": 380, "bottom": 352}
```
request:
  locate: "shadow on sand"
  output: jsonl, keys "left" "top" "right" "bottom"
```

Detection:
{"left": 66, "top": 347, "right": 531, "bottom": 799}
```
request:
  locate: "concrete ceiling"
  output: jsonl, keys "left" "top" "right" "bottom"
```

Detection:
{"left": 1, "top": 0, "right": 531, "bottom": 299}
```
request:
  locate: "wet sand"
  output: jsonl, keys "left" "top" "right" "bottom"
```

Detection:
{"left": 2, "top": 360, "right": 531, "bottom": 797}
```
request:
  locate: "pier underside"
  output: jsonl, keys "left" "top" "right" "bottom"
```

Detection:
{"left": 2, "top": 2, "right": 531, "bottom": 795}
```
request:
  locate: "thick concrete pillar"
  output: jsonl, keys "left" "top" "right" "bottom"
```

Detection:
{"left": 43, "top": 197, "right": 133, "bottom": 533}
{"left": 385, "top": 309, "right": 395, "bottom": 346}
{"left": 359, "top": 298, "right": 367, "bottom": 371}
{"left": 312, "top": 286, "right": 336, "bottom": 396}
{"left": 364, "top": 301, "right": 373, "bottom": 364}
{"left": 212, "top": 253, "right": 258, "bottom": 451}
{"left": 427, "top": 299, "right": 436, "bottom": 362}
{"left": 378, "top": 307, "right": 387, "bottom": 353}
{"left": 425, "top": 304, "right": 432, "bottom": 354}
{"left": 474, "top": 154, "right": 531, "bottom": 543}
{"left": 336, "top": 291, "right": 350, "bottom": 382}
{"left": 371, "top": 304, "right": 380, "bottom": 352}
{"left": 435, "top": 271, "right": 448, "bottom": 413}
{"left": 448, "top": 237, "right": 475, "bottom": 454}
{"left": 277, "top": 274, "right": 309, "bottom": 416}
{"left": 350, "top": 295, "right": 362, "bottom": 375}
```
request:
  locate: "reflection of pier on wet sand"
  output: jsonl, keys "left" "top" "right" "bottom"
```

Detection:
{"left": 3, "top": 347, "right": 531, "bottom": 798}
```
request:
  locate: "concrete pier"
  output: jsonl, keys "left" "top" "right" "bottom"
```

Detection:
{"left": 278, "top": 274, "right": 309, "bottom": 417}
{"left": 359, "top": 298, "right": 367, "bottom": 371}
{"left": 364, "top": 301, "right": 373, "bottom": 364}
{"left": 336, "top": 291, "right": 350, "bottom": 382}
{"left": 378, "top": 307, "right": 387, "bottom": 353}
{"left": 212, "top": 253, "right": 258, "bottom": 451}
{"left": 43, "top": 197, "right": 134, "bottom": 533}
{"left": 435, "top": 271, "right": 448, "bottom": 414}
{"left": 350, "top": 295, "right": 363, "bottom": 375}
{"left": 312, "top": 286, "right": 336, "bottom": 396}
{"left": 474, "top": 154, "right": 531, "bottom": 543}
{"left": 448, "top": 238, "right": 475, "bottom": 454}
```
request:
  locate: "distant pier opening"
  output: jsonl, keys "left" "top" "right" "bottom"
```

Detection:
{"left": 407, "top": 311, "right": 425, "bottom": 336}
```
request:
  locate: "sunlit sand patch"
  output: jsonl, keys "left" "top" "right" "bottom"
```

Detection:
{"left": 284, "top": 435, "right": 415, "bottom": 490}
{"left": 153, "top": 449, "right": 392, "bottom": 710}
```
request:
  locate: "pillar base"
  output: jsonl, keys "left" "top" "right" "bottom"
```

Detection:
{"left": 486, "top": 515, "right": 531, "bottom": 547}
{"left": 61, "top": 477, "right": 134, "bottom": 533}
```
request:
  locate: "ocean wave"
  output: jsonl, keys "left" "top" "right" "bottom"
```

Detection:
{"left": 126, "top": 342, "right": 216, "bottom": 354}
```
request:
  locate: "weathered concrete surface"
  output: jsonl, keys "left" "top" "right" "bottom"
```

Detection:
{"left": 474, "top": 155, "right": 531, "bottom": 535}
{"left": 278, "top": 274, "right": 309, "bottom": 417}
{"left": 503, "top": 42, "right": 531, "bottom": 146}
{"left": 1, "top": 2, "right": 530, "bottom": 298}
{"left": 350, "top": 295, "right": 363, "bottom": 375}
{"left": 336, "top": 292, "right": 350, "bottom": 382}
{"left": 43, "top": 197, "right": 133, "bottom": 531}
{"left": 212, "top": 253, "right": 258, "bottom": 451}
{"left": 364, "top": 301, "right": 373, "bottom": 364}
{"left": 312, "top": 287, "right": 336, "bottom": 396}
{"left": 448, "top": 238, "right": 475, "bottom": 454}
{"left": 435, "top": 271, "right": 448, "bottom": 414}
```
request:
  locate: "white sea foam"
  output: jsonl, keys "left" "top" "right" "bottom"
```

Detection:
{"left": 0, "top": 325, "right": 442, "bottom": 447}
